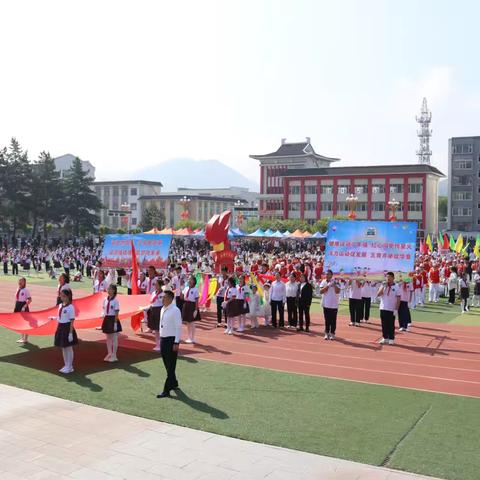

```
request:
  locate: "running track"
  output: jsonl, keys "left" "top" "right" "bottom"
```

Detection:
{"left": 2, "top": 283, "right": 480, "bottom": 398}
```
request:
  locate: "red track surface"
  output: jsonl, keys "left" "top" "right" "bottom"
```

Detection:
{"left": 1, "top": 282, "right": 480, "bottom": 398}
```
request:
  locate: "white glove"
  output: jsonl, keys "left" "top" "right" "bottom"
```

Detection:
{"left": 68, "top": 333, "right": 73, "bottom": 342}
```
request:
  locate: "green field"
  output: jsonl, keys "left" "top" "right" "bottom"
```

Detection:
{"left": 0, "top": 273, "right": 479, "bottom": 480}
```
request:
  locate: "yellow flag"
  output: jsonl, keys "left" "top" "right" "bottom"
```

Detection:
{"left": 250, "top": 273, "right": 264, "bottom": 297}
{"left": 425, "top": 234, "right": 433, "bottom": 252}
{"left": 454, "top": 234, "right": 464, "bottom": 253}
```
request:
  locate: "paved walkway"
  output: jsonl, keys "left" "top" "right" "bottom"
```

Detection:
{"left": 0, "top": 385, "right": 440, "bottom": 480}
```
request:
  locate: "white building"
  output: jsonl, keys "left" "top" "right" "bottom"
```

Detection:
{"left": 53, "top": 154, "right": 96, "bottom": 179}
{"left": 94, "top": 180, "right": 163, "bottom": 230}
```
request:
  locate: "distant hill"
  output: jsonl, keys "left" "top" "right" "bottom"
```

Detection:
{"left": 132, "top": 158, "right": 259, "bottom": 192}
{"left": 438, "top": 179, "right": 448, "bottom": 196}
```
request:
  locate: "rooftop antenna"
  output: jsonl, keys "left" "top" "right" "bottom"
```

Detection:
{"left": 416, "top": 97, "right": 432, "bottom": 165}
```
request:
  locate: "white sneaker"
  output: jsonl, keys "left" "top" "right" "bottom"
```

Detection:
{"left": 153, "top": 346, "right": 161, "bottom": 351}
{"left": 185, "top": 339, "right": 193, "bottom": 344}
{"left": 109, "top": 356, "right": 118, "bottom": 362}
{"left": 66, "top": 367, "right": 74, "bottom": 374}
{"left": 388, "top": 340, "right": 395, "bottom": 345}
{"left": 349, "top": 322, "right": 354, "bottom": 326}
{"left": 236, "top": 328, "right": 245, "bottom": 333}
{"left": 330, "top": 334, "right": 335, "bottom": 340}
{"left": 224, "top": 328, "right": 229, "bottom": 334}
{"left": 406, "top": 326, "right": 411, "bottom": 331}
{"left": 324, "top": 334, "right": 329, "bottom": 340}
{"left": 227, "top": 329, "right": 233, "bottom": 335}
{"left": 379, "top": 338, "right": 387, "bottom": 344}
{"left": 103, "top": 354, "right": 111, "bottom": 361}
{"left": 399, "top": 328, "right": 404, "bottom": 332}
{"left": 59, "top": 366, "right": 68, "bottom": 373}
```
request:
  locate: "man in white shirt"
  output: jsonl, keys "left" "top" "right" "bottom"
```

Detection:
{"left": 377, "top": 272, "right": 401, "bottom": 345}
{"left": 320, "top": 269, "right": 340, "bottom": 340}
{"left": 157, "top": 290, "right": 182, "bottom": 398}
{"left": 270, "top": 272, "right": 286, "bottom": 328}
{"left": 285, "top": 273, "right": 299, "bottom": 328}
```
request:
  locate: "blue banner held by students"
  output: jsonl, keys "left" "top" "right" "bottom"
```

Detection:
{"left": 324, "top": 220, "right": 417, "bottom": 276}
{"left": 101, "top": 234, "right": 172, "bottom": 269}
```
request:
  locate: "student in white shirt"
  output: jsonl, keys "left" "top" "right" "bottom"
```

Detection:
{"left": 319, "top": 270, "right": 340, "bottom": 340}
{"left": 223, "top": 277, "right": 239, "bottom": 335}
{"left": 147, "top": 279, "right": 164, "bottom": 351}
{"left": 53, "top": 288, "right": 78, "bottom": 374}
{"left": 398, "top": 279, "right": 413, "bottom": 332}
{"left": 93, "top": 271, "right": 108, "bottom": 293}
{"left": 101, "top": 284, "right": 121, "bottom": 362}
{"left": 348, "top": 278, "right": 363, "bottom": 326}
{"left": 56, "top": 273, "right": 70, "bottom": 305}
{"left": 236, "top": 275, "right": 250, "bottom": 333}
{"left": 137, "top": 272, "right": 147, "bottom": 294}
{"left": 248, "top": 285, "right": 261, "bottom": 329}
{"left": 262, "top": 283, "right": 271, "bottom": 326}
{"left": 377, "top": 272, "right": 401, "bottom": 345}
{"left": 146, "top": 265, "right": 158, "bottom": 294}
{"left": 156, "top": 290, "right": 182, "bottom": 398}
{"left": 270, "top": 272, "right": 286, "bottom": 328}
{"left": 14, "top": 277, "right": 32, "bottom": 344}
{"left": 181, "top": 276, "right": 200, "bottom": 344}
{"left": 360, "top": 278, "right": 372, "bottom": 323}
{"left": 285, "top": 273, "right": 299, "bottom": 329}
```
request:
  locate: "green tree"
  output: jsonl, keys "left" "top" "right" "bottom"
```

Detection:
{"left": 174, "top": 219, "right": 204, "bottom": 230}
{"left": 63, "top": 157, "right": 102, "bottom": 237}
{"left": 140, "top": 205, "right": 166, "bottom": 231}
{"left": 438, "top": 196, "right": 447, "bottom": 221}
{"left": 1, "top": 138, "right": 32, "bottom": 238}
{"left": 31, "top": 151, "right": 64, "bottom": 239}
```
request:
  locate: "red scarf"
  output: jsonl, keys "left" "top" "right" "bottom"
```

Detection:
{"left": 106, "top": 298, "right": 112, "bottom": 315}
{"left": 151, "top": 291, "right": 161, "bottom": 305}
{"left": 224, "top": 287, "right": 231, "bottom": 301}
{"left": 186, "top": 288, "right": 191, "bottom": 301}
{"left": 59, "top": 305, "right": 64, "bottom": 319}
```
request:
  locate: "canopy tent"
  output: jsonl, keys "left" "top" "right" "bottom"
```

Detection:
{"left": 247, "top": 228, "right": 265, "bottom": 237}
{"left": 270, "top": 230, "right": 285, "bottom": 238}
{"left": 143, "top": 228, "right": 162, "bottom": 234}
{"left": 301, "top": 231, "right": 312, "bottom": 238}
{"left": 289, "top": 229, "right": 305, "bottom": 238}
{"left": 311, "top": 231, "right": 326, "bottom": 239}
{"left": 263, "top": 229, "right": 275, "bottom": 236}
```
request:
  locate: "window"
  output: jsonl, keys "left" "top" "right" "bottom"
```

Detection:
{"left": 104, "top": 187, "right": 110, "bottom": 197}
{"left": 453, "top": 144, "right": 473, "bottom": 154}
{"left": 337, "top": 202, "right": 347, "bottom": 211}
{"left": 452, "top": 207, "right": 472, "bottom": 216}
{"left": 289, "top": 185, "right": 300, "bottom": 195}
{"left": 453, "top": 176, "right": 472, "bottom": 186}
{"left": 337, "top": 186, "right": 349, "bottom": 195}
{"left": 112, "top": 186, "right": 119, "bottom": 196}
{"left": 355, "top": 185, "right": 368, "bottom": 194}
{"left": 288, "top": 202, "right": 300, "bottom": 211}
{"left": 408, "top": 202, "right": 423, "bottom": 212}
{"left": 304, "top": 202, "right": 316, "bottom": 211}
{"left": 321, "top": 186, "right": 333, "bottom": 194}
{"left": 131, "top": 218, "right": 137, "bottom": 225}
{"left": 130, "top": 203, "right": 137, "bottom": 211}
{"left": 390, "top": 184, "right": 403, "bottom": 193}
{"left": 305, "top": 185, "right": 317, "bottom": 195}
{"left": 372, "top": 202, "right": 385, "bottom": 211}
{"left": 454, "top": 160, "right": 473, "bottom": 169}
{"left": 130, "top": 188, "right": 137, "bottom": 196}
{"left": 372, "top": 184, "right": 385, "bottom": 194}
{"left": 452, "top": 192, "right": 472, "bottom": 201}
{"left": 408, "top": 183, "right": 423, "bottom": 193}
{"left": 357, "top": 202, "right": 368, "bottom": 211}
{"left": 320, "top": 202, "right": 332, "bottom": 211}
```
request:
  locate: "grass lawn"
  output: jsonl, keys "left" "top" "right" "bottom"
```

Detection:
{"left": 0, "top": 328, "right": 478, "bottom": 480}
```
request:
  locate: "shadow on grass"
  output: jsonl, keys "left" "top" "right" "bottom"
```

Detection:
{"left": 0, "top": 340, "right": 157, "bottom": 392}
{"left": 172, "top": 388, "right": 229, "bottom": 419}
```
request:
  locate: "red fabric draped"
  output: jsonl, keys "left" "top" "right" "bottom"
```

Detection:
{"left": 0, "top": 293, "right": 151, "bottom": 336}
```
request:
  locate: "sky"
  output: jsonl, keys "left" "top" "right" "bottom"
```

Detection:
{"left": 1, "top": 0, "right": 479, "bottom": 186}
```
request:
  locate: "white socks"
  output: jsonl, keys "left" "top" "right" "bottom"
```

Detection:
{"left": 187, "top": 323, "right": 195, "bottom": 342}
{"left": 62, "top": 347, "right": 73, "bottom": 369}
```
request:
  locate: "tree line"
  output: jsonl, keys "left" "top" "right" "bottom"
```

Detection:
{"left": 0, "top": 138, "right": 102, "bottom": 241}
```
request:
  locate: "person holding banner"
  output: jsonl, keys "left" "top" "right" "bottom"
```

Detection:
{"left": 146, "top": 265, "right": 159, "bottom": 294}
{"left": 147, "top": 279, "right": 164, "bottom": 351}
{"left": 14, "top": 277, "right": 32, "bottom": 344}
{"left": 101, "top": 284, "right": 121, "bottom": 362}
{"left": 348, "top": 278, "right": 363, "bottom": 327}
{"left": 319, "top": 270, "right": 340, "bottom": 340}
{"left": 181, "top": 276, "right": 200, "bottom": 344}
{"left": 56, "top": 273, "right": 70, "bottom": 305}
{"left": 377, "top": 272, "right": 401, "bottom": 345}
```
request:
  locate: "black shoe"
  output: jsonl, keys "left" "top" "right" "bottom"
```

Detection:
{"left": 156, "top": 392, "right": 171, "bottom": 398}
{"left": 296, "top": 327, "right": 304, "bottom": 331}
{"left": 173, "top": 383, "right": 179, "bottom": 390}
{"left": 305, "top": 327, "right": 310, "bottom": 332}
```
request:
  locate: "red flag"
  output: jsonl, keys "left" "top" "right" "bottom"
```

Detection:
{"left": 443, "top": 233, "right": 449, "bottom": 250}
{"left": 131, "top": 240, "right": 139, "bottom": 295}
{"left": 130, "top": 240, "right": 142, "bottom": 331}
{"left": 419, "top": 239, "right": 427, "bottom": 255}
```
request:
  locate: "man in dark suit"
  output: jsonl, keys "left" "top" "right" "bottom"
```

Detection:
{"left": 297, "top": 273, "right": 313, "bottom": 332}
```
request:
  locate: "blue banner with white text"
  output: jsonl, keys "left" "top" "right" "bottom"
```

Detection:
{"left": 101, "top": 234, "right": 172, "bottom": 269}
{"left": 324, "top": 220, "right": 417, "bottom": 276}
